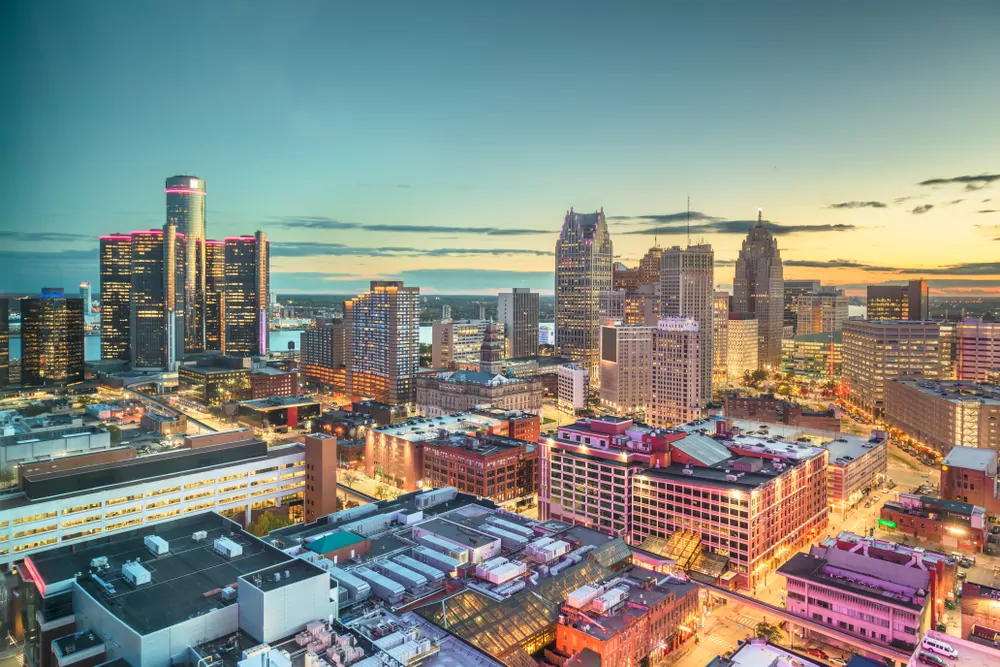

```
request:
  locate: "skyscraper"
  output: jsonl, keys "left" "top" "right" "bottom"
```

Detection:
{"left": 224, "top": 232, "right": 270, "bottom": 357}
{"left": 555, "top": 208, "right": 613, "bottom": 382}
{"left": 866, "top": 279, "right": 929, "bottom": 320}
{"left": 130, "top": 227, "right": 186, "bottom": 370}
{"left": 20, "top": 288, "right": 85, "bottom": 386}
{"left": 648, "top": 318, "right": 702, "bottom": 427}
{"left": 783, "top": 279, "right": 821, "bottom": 336}
{"left": 599, "top": 321, "right": 654, "bottom": 415}
{"left": 165, "top": 175, "right": 207, "bottom": 352}
{"left": 345, "top": 280, "right": 420, "bottom": 405}
{"left": 99, "top": 234, "right": 132, "bottom": 361}
{"left": 659, "top": 244, "right": 714, "bottom": 402}
{"left": 638, "top": 246, "right": 663, "bottom": 286}
{"left": 712, "top": 291, "right": 730, "bottom": 389}
{"left": 497, "top": 288, "right": 539, "bottom": 358}
{"left": 301, "top": 318, "right": 348, "bottom": 392}
{"left": 79, "top": 282, "right": 92, "bottom": 313}
{"left": 0, "top": 297, "right": 8, "bottom": 388}
{"left": 204, "top": 239, "right": 226, "bottom": 352}
{"left": 733, "top": 211, "right": 784, "bottom": 368}
{"left": 795, "top": 288, "right": 849, "bottom": 335}
{"left": 479, "top": 321, "right": 505, "bottom": 375}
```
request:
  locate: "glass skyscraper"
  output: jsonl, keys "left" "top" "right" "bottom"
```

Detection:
{"left": 0, "top": 297, "right": 8, "bottom": 388}
{"left": 165, "top": 175, "right": 206, "bottom": 352}
{"left": 130, "top": 226, "right": 186, "bottom": 370}
{"left": 733, "top": 212, "right": 784, "bottom": 368}
{"left": 99, "top": 233, "right": 133, "bottom": 361}
{"left": 554, "top": 208, "right": 613, "bottom": 382}
{"left": 20, "top": 289, "right": 85, "bottom": 386}
{"left": 224, "top": 232, "right": 270, "bottom": 357}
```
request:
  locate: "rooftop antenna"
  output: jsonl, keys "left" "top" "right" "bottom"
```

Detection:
{"left": 757, "top": 207, "right": 763, "bottom": 227}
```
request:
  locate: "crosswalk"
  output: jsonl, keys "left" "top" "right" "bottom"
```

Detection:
{"left": 703, "top": 634, "right": 737, "bottom": 654}
{"left": 730, "top": 612, "right": 762, "bottom": 628}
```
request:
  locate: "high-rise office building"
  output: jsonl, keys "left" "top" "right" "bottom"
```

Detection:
{"left": 659, "top": 244, "right": 714, "bottom": 402}
{"left": 795, "top": 289, "right": 849, "bottom": 335}
{"left": 712, "top": 292, "right": 730, "bottom": 389}
{"left": 20, "top": 288, "right": 85, "bottom": 386}
{"left": 431, "top": 319, "right": 490, "bottom": 369}
{"left": 479, "top": 321, "right": 505, "bottom": 375}
{"left": 612, "top": 262, "right": 640, "bottom": 291}
{"left": 726, "top": 314, "right": 759, "bottom": 384}
{"left": 599, "top": 321, "right": 654, "bottom": 415}
{"left": 638, "top": 246, "right": 663, "bottom": 286}
{"left": 648, "top": 318, "right": 701, "bottom": 427}
{"left": 99, "top": 234, "right": 133, "bottom": 362}
{"left": 345, "top": 280, "right": 420, "bottom": 405}
{"left": 204, "top": 239, "right": 226, "bottom": 352}
{"left": 497, "top": 288, "right": 539, "bottom": 359}
{"left": 733, "top": 211, "right": 784, "bottom": 368}
{"left": 866, "top": 279, "right": 929, "bottom": 320}
{"left": 0, "top": 297, "right": 8, "bottom": 388}
{"left": 843, "top": 319, "right": 955, "bottom": 418}
{"left": 300, "top": 318, "right": 348, "bottom": 392}
{"left": 224, "top": 232, "right": 270, "bottom": 357}
{"left": 165, "top": 175, "right": 207, "bottom": 352}
{"left": 783, "top": 280, "right": 820, "bottom": 336}
{"left": 79, "top": 282, "right": 92, "bottom": 313}
{"left": 555, "top": 208, "right": 613, "bottom": 382}
{"left": 130, "top": 227, "right": 186, "bottom": 370}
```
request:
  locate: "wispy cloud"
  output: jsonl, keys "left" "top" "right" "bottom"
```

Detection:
{"left": 918, "top": 173, "right": 1000, "bottom": 192}
{"left": 909, "top": 204, "right": 934, "bottom": 215}
{"left": 0, "top": 231, "right": 92, "bottom": 242}
{"left": 827, "top": 201, "right": 886, "bottom": 209}
{"left": 943, "top": 199, "right": 965, "bottom": 206}
{"left": 783, "top": 259, "right": 896, "bottom": 271}
{"left": 623, "top": 220, "right": 856, "bottom": 236}
{"left": 893, "top": 195, "right": 925, "bottom": 205}
{"left": 980, "top": 209, "right": 999, "bottom": 214}
{"left": 270, "top": 241, "right": 552, "bottom": 259}
{"left": 267, "top": 216, "right": 551, "bottom": 236}
{"left": 609, "top": 211, "right": 724, "bottom": 223}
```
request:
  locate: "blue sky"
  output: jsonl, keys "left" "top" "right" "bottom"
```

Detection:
{"left": 3, "top": 0, "right": 999, "bottom": 295}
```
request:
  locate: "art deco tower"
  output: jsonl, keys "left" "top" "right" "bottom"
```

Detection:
{"left": 555, "top": 208, "right": 613, "bottom": 382}
{"left": 733, "top": 210, "right": 784, "bottom": 368}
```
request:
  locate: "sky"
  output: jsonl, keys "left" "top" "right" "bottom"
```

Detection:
{"left": 3, "top": 1, "right": 999, "bottom": 297}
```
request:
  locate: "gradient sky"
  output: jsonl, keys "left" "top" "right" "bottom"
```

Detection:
{"left": 3, "top": 0, "right": 999, "bottom": 296}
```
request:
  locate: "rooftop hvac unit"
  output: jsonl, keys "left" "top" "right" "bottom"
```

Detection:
{"left": 682, "top": 468, "right": 694, "bottom": 475}
{"left": 89, "top": 556, "right": 109, "bottom": 570}
{"left": 485, "top": 516, "right": 534, "bottom": 538}
{"left": 566, "top": 584, "right": 601, "bottom": 609}
{"left": 221, "top": 586, "right": 237, "bottom": 601}
{"left": 214, "top": 536, "right": 243, "bottom": 558}
{"left": 122, "top": 561, "right": 151, "bottom": 586}
{"left": 192, "top": 530, "right": 208, "bottom": 542}
{"left": 243, "top": 644, "right": 271, "bottom": 661}
{"left": 144, "top": 535, "right": 169, "bottom": 556}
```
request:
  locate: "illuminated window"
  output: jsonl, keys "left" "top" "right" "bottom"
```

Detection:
{"left": 14, "top": 538, "right": 58, "bottom": 553}
{"left": 106, "top": 494, "right": 142, "bottom": 506}
{"left": 146, "top": 497, "right": 181, "bottom": 510}
{"left": 63, "top": 527, "right": 102, "bottom": 542}
{"left": 147, "top": 486, "right": 182, "bottom": 497}
{"left": 184, "top": 478, "right": 215, "bottom": 490}
{"left": 147, "top": 510, "right": 181, "bottom": 522}
{"left": 63, "top": 502, "right": 102, "bottom": 515}
{"left": 61, "top": 515, "right": 101, "bottom": 529}
{"left": 13, "top": 524, "right": 57, "bottom": 539}
{"left": 106, "top": 505, "right": 142, "bottom": 519}
{"left": 13, "top": 512, "right": 58, "bottom": 525}
{"left": 107, "top": 518, "right": 143, "bottom": 531}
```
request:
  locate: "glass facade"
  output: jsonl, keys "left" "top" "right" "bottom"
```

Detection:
{"left": 20, "top": 290, "right": 84, "bottom": 386}
{"left": 224, "top": 233, "right": 269, "bottom": 357}
{"left": 0, "top": 297, "right": 8, "bottom": 388}
{"left": 129, "top": 227, "right": 186, "bottom": 370}
{"left": 204, "top": 239, "right": 226, "bottom": 351}
{"left": 99, "top": 234, "right": 132, "bottom": 361}
{"left": 165, "top": 175, "right": 207, "bottom": 352}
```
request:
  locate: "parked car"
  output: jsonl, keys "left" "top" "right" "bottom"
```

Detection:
{"left": 830, "top": 659, "right": 847, "bottom": 666}
{"left": 917, "top": 652, "right": 949, "bottom": 666}
{"left": 806, "top": 649, "right": 829, "bottom": 660}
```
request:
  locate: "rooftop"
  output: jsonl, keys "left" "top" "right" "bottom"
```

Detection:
{"left": 671, "top": 432, "right": 731, "bottom": 467}
{"left": 638, "top": 458, "right": 793, "bottom": 491}
{"left": 417, "top": 517, "right": 499, "bottom": 549}
{"left": 423, "top": 433, "right": 533, "bottom": 457}
{"left": 306, "top": 531, "right": 368, "bottom": 555}
{"left": 241, "top": 558, "right": 325, "bottom": 593}
{"left": 240, "top": 396, "right": 319, "bottom": 410}
{"left": 26, "top": 513, "right": 303, "bottom": 635}
{"left": 778, "top": 550, "right": 929, "bottom": 611}
{"left": 894, "top": 379, "right": 1000, "bottom": 406}
{"left": 943, "top": 445, "right": 998, "bottom": 472}
{"left": 425, "top": 370, "right": 522, "bottom": 386}
{"left": 708, "top": 640, "right": 825, "bottom": 667}
{"left": 373, "top": 413, "right": 504, "bottom": 442}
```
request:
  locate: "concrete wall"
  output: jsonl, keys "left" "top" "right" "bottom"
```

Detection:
{"left": 2, "top": 431, "right": 111, "bottom": 470}
{"left": 239, "top": 572, "right": 336, "bottom": 644}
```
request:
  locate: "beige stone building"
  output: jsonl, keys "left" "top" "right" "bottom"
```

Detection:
{"left": 415, "top": 370, "right": 542, "bottom": 417}
{"left": 885, "top": 379, "right": 1000, "bottom": 454}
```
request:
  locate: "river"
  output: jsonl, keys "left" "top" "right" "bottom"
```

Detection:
{"left": 7, "top": 322, "right": 557, "bottom": 361}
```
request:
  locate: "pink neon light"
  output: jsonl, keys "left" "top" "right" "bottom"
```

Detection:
{"left": 100, "top": 235, "right": 131, "bottom": 240}
{"left": 164, "top": 188, "right": 206, "bottom": 195}
{"left": 23, "top": 557, "right": 46, "bottom": 597}
{"left": 131, "top": 230, "right": 163, "bottom": 235}
{"left": 206, "top": 240, "right": 223, "bottom": 245}
{"left": 224, "top": 236, "right": 256, "bottom": 241}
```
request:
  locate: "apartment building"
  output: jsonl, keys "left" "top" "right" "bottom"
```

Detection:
{"left": 648, "top": 318, "right": 702, "bottom": 427}
{"left": 599, "top": 322, "right": 654, "bottom": 415}
{"left": 957, "top": 318, "right": 1000, "bottom": 381}
{"left": 842, "top": 320, "right": 955, "bottom": 418}
{"left": 0, "top": 430, "right": 306, "bottom": 567}
{"left": 885, "top": 379, "right": 1000, "bottom": 454}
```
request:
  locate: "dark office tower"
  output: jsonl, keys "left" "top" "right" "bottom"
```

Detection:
{"left": 0, "top": 297, "right": 8, "bottom": 388}
{"left": 783, "top": 279, "right": 820, "bottom": 336}
{"left": 497, "top": 288, "right": 539, "bottom": 359}
{"left": 733, "top": 210, "right": 784, "bottom": 368}
{"left": 638, "top": 246, "right": 663, "bottom": 286}
{"left": 555, "top": 208, "right": 614, "bottom": 382}
{"left": 165, "top": 175, "right": 207, "bottom": 353}
{"left": 345, "top": 281, "right": 420, "bottom": 405}
{"left": 866, "top": 279, "right": 929, "bottom": 321}
{"left": 224, "top": 232, "right": 270, "bottom": 357}
{"left": 660, "top": 244, "right": 714, "bottom": 402}
{"left": 20, "top": 289, "right": 85, "bottom": 386}
{"left": 479, "top": 321, "right": 505, "bottom": 375}
{"left": 204, "top": 239, "right": 226, "bottom": 352}
{"left": 99, "top": 234, "right": 133, "bottom": 361}
{"left": 129, "top": 226, "right": 186, "bottom": 370}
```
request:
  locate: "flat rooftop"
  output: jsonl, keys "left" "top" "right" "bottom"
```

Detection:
{"left": 943, "top": 446, "right": 998, "bottom": 472}
{"left": 179, "top": 364, "right": 249, "bottom": 376}
{"left": 27, "top": 513, "right": 299, "bottom": 635}
{"left": 240, "top": 396, "right": 319, "bottom": 410}
{"left": 638, "top": 457, "right": 797, "bottom": 491}
{"left": 709, "top": 641, "right": 825, "bottom": 667}
{"left": 423, "top": 433, "right": 530, "bottom": 456}
{"left": 778, "top": 552, "right": 927, "bottom": 611}
{"left": 894, "top": 379, "right": 1000, "bottom": 405}
{"left": 417, "top": 517, "right": 498, "bottom": 549}
{"left": 241, "top": 558, "right": 325, "bottom": 593}
{"left": 373, "top": 413, "right": 503, "bottom": 442}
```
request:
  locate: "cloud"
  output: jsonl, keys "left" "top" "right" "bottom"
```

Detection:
{"left": 900, "top": 262, "right": 1000, "bottom": 276}
{"left": 918, "top": 173, "right": 1000, "bottom": 192}
{"left": 893, "top": 196, "right": 925, "bottom": 204}
{"left": 0, "top": 231, "right": 92, "bottom": 242}
{"left": 270, "top": 241, "right": 552, "bottom": 259}
{"left": 0, "top": 248, "right": 98, "bottom": 262}
{"left": 827, "top": 201, "right": 886, "bottom": 209}
{"left": 943, "top": 199, "right": 965, "bottom": 206}
{"left": 980, "top": 210, "right": 999, "bottom": 214}
{"left": 783, "top": 259, "right": 897, "bottom": 271}
{"left": 909, "top": 204, "right": 934, "bottom": 215}
{"left": 623, "top": 220, "right": 856, "bottom": 236}
{"left": 267, "top": 215, "right": 551, "bottom": 236}
{"left": 714, "top": 259, "right": 736, "bottom": 267}
{"left": 609, "top": 211, "right": 724, "bottom": 223}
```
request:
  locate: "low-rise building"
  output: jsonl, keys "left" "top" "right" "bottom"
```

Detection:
{"left": 250, "top": 366, "right": 299, "bottom": 399}
{"left": 140, "top": 411, "right": 188, "bottom": 436}
{"left": 422, "top": 432, "right": 538, "bottom": 509}
{"left": 469, "top": 407, "right": 541, "bottom": 443}
{"left": 236, "top": 395, "right": 322, "bottom": 431}
{"left": 825, "top": 432, "right": 888, "bottom": 515}
{"left": 0, "top": 413, "right": 112, "bottom": 472}
{"left": 941, "top": 446, "right": 1000, "bottom": 513}
{"left": 416, "top": 370, "right": 543, "bottom": 416}
{"left": 879, "top": 493, "right": 987, "bottom": 553}
{"left": 178, "top": 356, "right": 252, "bottom": 406}
{"left": 724, "top": 393, "right": 841, "bottom": 432}
{"left": 781, "top": 331, "right": 843, "bottom": 381}
{"left": 557, "top": 363, "right": 589, "bottom": 413}
{"left": 885, "top": 379, "right": 1000, "bottom": 455}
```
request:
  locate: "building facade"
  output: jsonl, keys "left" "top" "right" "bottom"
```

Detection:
{"left": 866, "top": 279, "right": 929, "bottom": 321}
{"left": 422, "top": 434, "right": 538, "bottom": 507}
{"left": 178, "top": 358, "right": 252, "bottom": 406}
{"left": 99, "top": 234, "right": 132, "bottom": 362}
{"left": 557, "top": 363, "right": 589, "bottom": 412}
{"left": 0, "top": 297, "right": 8, "bottom": 389}
{"left": 599, "top": 322, "right": 654, "bottom": 415}
{"left": 659, "top": 245, "right": 714, "bottom": 402}
{"left": 20, "top": 289, "right": 85, "bottom": 387}
{"left": 781, "top": 332, "right": 842, "bottom": 381}
{"left": 733, "top": 213, "right": 784, "bottom": 368}
{"left": 165, "top": 175, "right": 207, "bottom": 352}
{"left": 300, "top": 318, "right": 348, "bottom": 392}
{"left": 795, "top": 289, "right": 849, "bottom": 335}
{"left": 712, "top": 292, "right": 730, "bottom": 389}
{"left": 497, "top": 288, "right": 539, "bottom": 359}
{"left": 648, "top": 318, "right": 701, "bottom": 427}
{"left": 957, "top": 318, "right": 1000, "bottom": 381}
{"left": 885, "top": 379, "right": 1000, "bottom": 454}
{"left": 726, "top": 315, "right": 759, "bottom": 385}
{"left": 224, "top": 232, "right": 270, "bottom": 357}
{"left": 940, "top": 446, "right": 1000, "bottom": 513}
{"left": 416, "top": 370, "right": 543, "bottom": 416}
{"left": 431, "top": 319, "right": 491, "bottom": 369}
{"left": 129, "top": 227, "right": 186, "bottom": 370}
{"left": 783, "top": 280, "right": 820, "bottom": 337}
{"left": 555, "top": 209, "right": 614, "bottom": 382}
{"left": 204, "top": 238, "right": 226, "bottom": 352}
{"left": 843, "top": 320, "right": 955, "bottom": 418}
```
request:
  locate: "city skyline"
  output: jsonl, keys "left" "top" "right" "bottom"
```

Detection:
{"left": 4, "top": 1, "right": 1000, "bottom": 296}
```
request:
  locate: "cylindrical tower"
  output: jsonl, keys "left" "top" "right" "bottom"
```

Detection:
{"left": 165, "top": 175, "right": 206, "bottom": 352}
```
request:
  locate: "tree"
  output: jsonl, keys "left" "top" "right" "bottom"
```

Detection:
{"left": 107, "top": 424, "right": 122, "bottom": 445}
{"left": 755, "top": 621, "right": 783, "bottom": 645}
{"left": 247, "top": 510, "right": 293, "bottom": 537}
{"left": 751, "top": 369, "right": 769, "bottom": 385}
{"left": 375, "top": 483, "right": 391, "bottom": 500}
{"left": 341, "top": 469, "right": 360, "bottom": 489}
{"left": 0, "top": 467, "right": 16, "bottom": 489}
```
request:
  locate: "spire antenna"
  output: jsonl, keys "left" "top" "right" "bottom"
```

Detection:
{"left": 757, "top": 207, "right": 763, "bottom": 225}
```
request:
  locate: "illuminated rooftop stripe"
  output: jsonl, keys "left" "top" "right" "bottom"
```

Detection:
{"left": 164, "top": 188, "right": 206, "bottom": 195}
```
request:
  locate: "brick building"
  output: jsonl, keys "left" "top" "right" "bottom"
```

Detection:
{"left": 940, "top": 446, "right": 1000, "bottom": 514}
{"left": 724, "top": 393, "right": 841, "bottom": 432}
{"left": 879, "top": 493, "right": 987, "bottom": 553}
{"left": 422, "top": 433, "right": 538, "bottom": 508}
{"left": 251, "top": 367, "right": 299, "bottom": 399}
